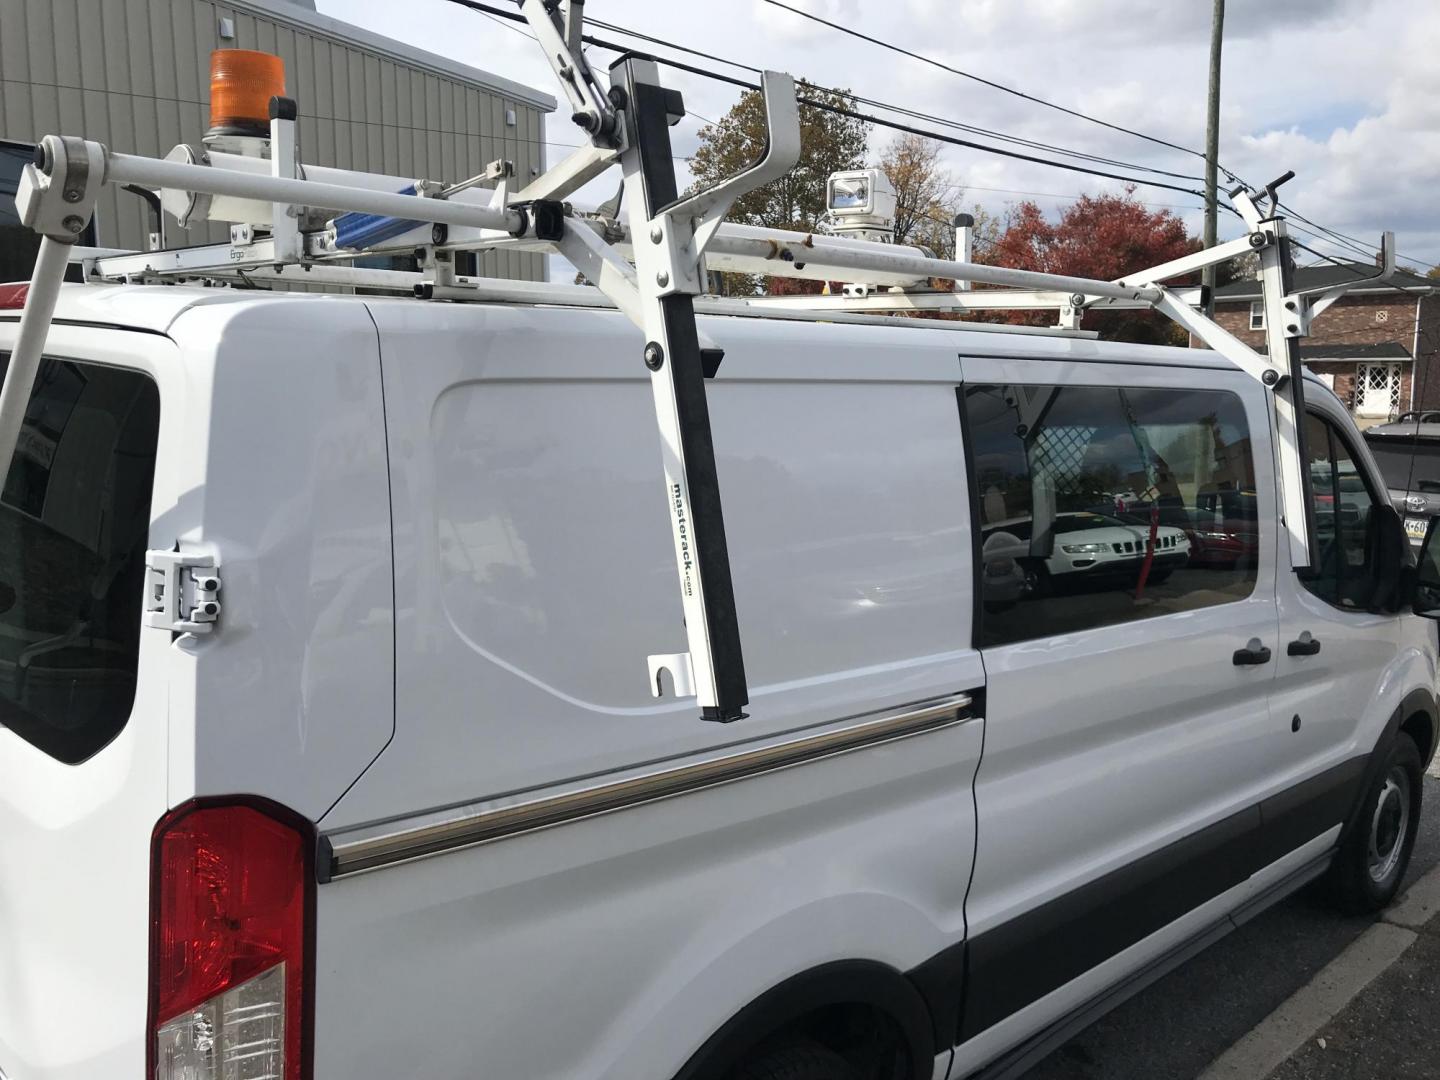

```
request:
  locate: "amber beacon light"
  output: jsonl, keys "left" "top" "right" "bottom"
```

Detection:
{"left": 207, "top": 49, "right": 286, "bottom": 138}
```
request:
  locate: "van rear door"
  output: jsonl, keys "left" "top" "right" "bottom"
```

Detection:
{"left": 0, "top": 327, "right": 175, "bottom": 1080}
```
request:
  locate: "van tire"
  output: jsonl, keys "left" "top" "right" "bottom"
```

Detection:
{"left": 1329, "top": 733, "right": 1423, "bottom": 914}
{"left": 729, "top": 1039, "right": 860, "bottom": 1080}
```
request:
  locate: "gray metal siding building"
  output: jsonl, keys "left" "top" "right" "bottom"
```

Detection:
{"left": 0, "top": 0, "right": 554, "bottom": 281}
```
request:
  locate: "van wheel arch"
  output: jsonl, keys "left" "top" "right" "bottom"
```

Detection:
{"left": 1342, "top": 687, "right": 1437, "bottom": 847}
{"left": 1400, "top": 703, "right": 1437, "bottom": 771}
{"left": 670, "top": 960, "right": 935, "bottom": 1080}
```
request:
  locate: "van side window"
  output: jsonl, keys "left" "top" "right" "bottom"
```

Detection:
{"left": 964, "top": 384, "right": 1259, "bottom": 647}
{"left": 1303, "top": 412, "right": 1380, "bottom": 609}
{"left": 0, "top": 354, "right": 160, "bottom": 763}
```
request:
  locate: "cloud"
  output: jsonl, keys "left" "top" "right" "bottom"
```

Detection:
{"left": 898, "top": 0, "right": 1353, "bottom": 47}
{"left": 751, "top": 0, "right": 862, "bottom": 43}
{"left": 1227, "top": 1, "right": 1440, "bottom": 260}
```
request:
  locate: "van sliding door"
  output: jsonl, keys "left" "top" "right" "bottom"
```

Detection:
{"left": 953, "top": 361, "right": 1284, "bottom": 1064}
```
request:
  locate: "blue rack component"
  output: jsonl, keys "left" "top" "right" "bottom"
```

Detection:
{"left": 331, "top": 185, "right": 423, "bottom": 250}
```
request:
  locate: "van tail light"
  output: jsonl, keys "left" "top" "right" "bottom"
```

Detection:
{"left": 0, "top": 283, "right": 29, "bottom": 309}
{"left": 149, "top": 798, "right": 315, "bottom": 1080}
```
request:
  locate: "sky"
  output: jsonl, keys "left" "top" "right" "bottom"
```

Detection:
{"left": 314, "top": 0, "right": 1440, "bottom": 277}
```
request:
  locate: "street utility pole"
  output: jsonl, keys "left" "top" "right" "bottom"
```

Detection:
{"left": 1202, "top": 0, "right": 1225, "bottom": 316}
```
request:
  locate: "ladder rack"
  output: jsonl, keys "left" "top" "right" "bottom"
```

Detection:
{"left": 0, "top": 1, "right": 1401, "bottom": 721}
{"left": 73, "top": 255, "right": 1094, "bottom": 339}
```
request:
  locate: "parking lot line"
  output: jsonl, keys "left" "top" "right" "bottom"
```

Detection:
{"left": 1194, "top": 922, "right": 1418, "bottom": 1080}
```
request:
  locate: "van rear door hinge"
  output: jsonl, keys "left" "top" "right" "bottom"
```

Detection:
{"left": 144, "top": 550, "right": 222, "bottom": 634}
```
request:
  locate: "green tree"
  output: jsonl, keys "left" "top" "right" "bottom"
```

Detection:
{"left": 690, "top": 86, "right": 869, "bottom": 294}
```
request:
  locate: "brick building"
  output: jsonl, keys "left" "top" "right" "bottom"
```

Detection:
{"left": 1209, "top": 262, "right": 1439, "bottom": 428}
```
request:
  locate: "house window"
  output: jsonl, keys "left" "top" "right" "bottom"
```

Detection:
{"left": 1249, "top": 301, "right": 1265, "bottom": 331}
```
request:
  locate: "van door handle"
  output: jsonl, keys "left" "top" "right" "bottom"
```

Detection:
{"left": 1233, "top": 640, "right": 1273, "bottom": 666}
{"left": 1287, "top": 633, "right": 1322, "bottom": 657}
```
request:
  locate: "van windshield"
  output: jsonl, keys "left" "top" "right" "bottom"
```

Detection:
{"left": 0, "top": 353, "right": 160, "bottom": 763}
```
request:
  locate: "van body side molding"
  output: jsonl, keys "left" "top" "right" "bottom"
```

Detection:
{"left": 321, "top": 692, "right": 976, "bottom": 880}
{"left": 956, "top": 754, "right": 1368, "bottom": 1043}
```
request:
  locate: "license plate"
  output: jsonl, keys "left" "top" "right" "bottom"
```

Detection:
{"left": 1406, "top": 515, "right": 1429, "bottom": 540}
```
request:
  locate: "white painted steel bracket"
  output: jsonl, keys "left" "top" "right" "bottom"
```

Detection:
{"left": 647, "top": 653, "right": 696, "bottom": 699}
{"left": 522, "top": 0, "right": 620, "bottom": 145}
{"left": 612, "top": 56, "right": 804, "bottom": 722}
{"left": 268, "top": 101, "right": 303, "bottom": 263}
{"left": 654, "top": 71, "right": 801, "bottom": 283}
{"left": 144, "top": 550, "right": 223, "bottom": 635}
{"left": 0, "top": 136, "right": 103, "bottom": 483}
{"left": 1308, "top": 230, "right": 1397, "bottom": 321}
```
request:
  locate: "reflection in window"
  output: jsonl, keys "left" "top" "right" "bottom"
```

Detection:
{"left": 1304, "top": 413, "right": 1379, "bottom": 609}
{"left": 965, "top": 384, "right": 1259, "bottom": 647}
{"left": 0, "top": 355, "right": 160, "bottom": 763}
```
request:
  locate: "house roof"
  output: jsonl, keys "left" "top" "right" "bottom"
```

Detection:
{"left": 1215, "top": 260, "right": 1433, "bottom": 301}
{"left": 1256, "top": 341, "right": 1413, "bottom": 360}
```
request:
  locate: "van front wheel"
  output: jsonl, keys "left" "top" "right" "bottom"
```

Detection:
{"left": 730, "top": 1039, "right": 860, "bottom": 1080}
{"left": 1329, "top": 733, "right": 1422, "bottom": 914}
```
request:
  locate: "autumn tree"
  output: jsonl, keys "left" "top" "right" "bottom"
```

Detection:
{"left": 981, "top": 187, "right": 1199, "bottom": 343}
{"left": 879, "top": 133, "right": 964, "bottom": 258}
{"left": 690, "top": 86, "right": 869, "bottom": 294}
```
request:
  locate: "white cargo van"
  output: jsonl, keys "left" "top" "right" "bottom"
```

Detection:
{"left": 1, "top": 282, "right": 1436, "bottom": 1080}
{"left": 2, "top": 12, "right": 1437, "bottom": 1076}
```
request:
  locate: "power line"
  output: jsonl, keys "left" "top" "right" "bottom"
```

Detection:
{"left": 760, "top": 0, "right": 1440, "bottom": 268}
{"left": 611, "top": 47, "right": 1216, "bottom": 202}
{"left": 960, "top": 183, "right": 1204, "bottom": 213}
{"left": 759, "top": 0, "right": 1227, "bottom": 173}
{"left": 579, "top": 2, "right": 1211, "bottom": 185}
{"left": 452, "top": 0, "right": 1429, "bottom": 279}
{"left": 809, "top": 83, "right": 1208, "bottom": 184}
{"left": 796, "top": 85, "right": 1214, "bottom": 200}
{"left": 587, "top": 1, "right": 1200, "bottom": 185}
{"left": 446, "top": 0, "right": 1214, "bottom": 201}
{"left": 582, "top": 13, "right": 760, "bottom": 74}
{"left": 1285, "top": 209, "right": 1439, "bottom": 274}
{"left": 476, "top": 6, "right": 533, "bottom": 39}
{"left": 1287, "top": 221, "right": 1375, "bottom": 261}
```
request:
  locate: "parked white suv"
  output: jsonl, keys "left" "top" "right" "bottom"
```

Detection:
{"left": 982, "top": 510, "right": 1191, "bottom": 597}
{"left": 0, "top": 285, "right": 1435, "bottom": 1080}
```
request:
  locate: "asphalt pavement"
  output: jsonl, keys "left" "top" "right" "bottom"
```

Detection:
{"left": 1020, "top": 769, "right": 1440, "bottom": 1080}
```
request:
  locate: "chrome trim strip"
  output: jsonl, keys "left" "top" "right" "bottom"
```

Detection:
{"left": 323, "top": 691, "right": 975, "bottom": 879}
